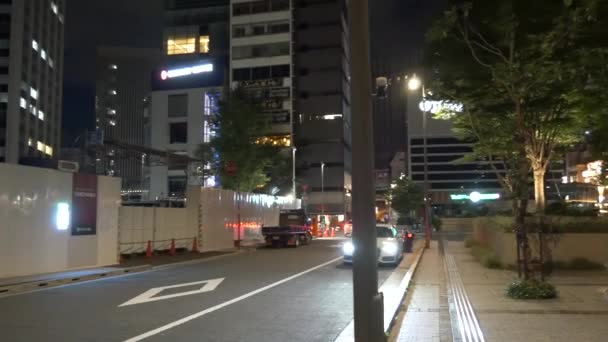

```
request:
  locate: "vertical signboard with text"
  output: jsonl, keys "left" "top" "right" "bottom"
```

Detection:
{"left": 72, "top": 174, "right": 98, "bottom": 235}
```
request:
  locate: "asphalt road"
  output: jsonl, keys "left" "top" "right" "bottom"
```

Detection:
{"left": 0, "top": 238, "right": 396, "bottom": 342}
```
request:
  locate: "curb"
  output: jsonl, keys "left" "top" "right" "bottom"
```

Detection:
{"left": 384, "top": 244, "right": 425, "bottom": 332}
{"left": 0, "top": 265, "right": 152, "bottom": 298}
{"left": 334, "top": 243, "right": 426, "bottom": 342}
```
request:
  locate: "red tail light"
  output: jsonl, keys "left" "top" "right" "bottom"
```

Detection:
{"left": 407, "top": 233, "right": 413, "bottom": 239}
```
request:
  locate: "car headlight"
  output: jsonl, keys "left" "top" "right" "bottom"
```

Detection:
{"left": 343, "top": 242, "right": 355, "bottom": 255}
{"left": 381, "top": 242, "right": 398, "bottom": 255}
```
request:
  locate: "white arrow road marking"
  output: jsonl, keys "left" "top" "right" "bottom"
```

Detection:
{"left": 123, "top": 256, "right": 343, "bottom": 342}
{"left": 119, "top": 278, "right": 225, "bottom": 307}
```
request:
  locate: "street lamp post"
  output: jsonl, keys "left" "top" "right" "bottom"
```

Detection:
{"left": 321, "top": 161, "right": 325, "bottom": 224}
{"left": 292, "top": 147, "right": 297, "bottom": 206}
{"left": 408, "top": 74, "right": 431, "bottom": 249}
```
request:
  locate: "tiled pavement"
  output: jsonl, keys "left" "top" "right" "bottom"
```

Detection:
{"left": 390, "top": 241, "right": 453, "bottom": 342}
{"left": 448, "top": 240, "right": 608, "bottom": 342}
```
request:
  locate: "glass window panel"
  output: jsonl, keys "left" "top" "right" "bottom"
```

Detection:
{"left": 167, "top": 37, "right": 196, "bottom": 55}
{"left": 199, "top": 35, "right": 210, "bottom": 53}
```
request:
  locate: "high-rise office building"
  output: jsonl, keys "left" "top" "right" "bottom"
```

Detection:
{"left": 294, "top": 0, "right": 352, "bottom": 221}
{"left": 0, "top": 0, "right": 65, "bottom": 164}
{"left": 147, "top": 0, "right": 229, "bottom": 199}
{"left": 229, "top": 0, "right": 294, "bottom": 151}
{"left": 95, "top": 46, "right": 162, "bottom": 191}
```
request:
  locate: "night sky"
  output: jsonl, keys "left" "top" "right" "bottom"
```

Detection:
{"left": 61, "top": 0, "right": 444, "bottom": 158}
{"left": 62, "top": 0, "right": 162, "bottom": 146}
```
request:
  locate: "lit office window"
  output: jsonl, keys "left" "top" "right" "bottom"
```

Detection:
{"left": 256, "top": 135, "right": 291, "bottom": 147}
{"left": 38, "top": 110, "right": 44, "bottom": 121}
{"left": 30, "top": 87, "right": 38, "bottom": 99}
{"left": 167, "top": 37, "right": 196, "bottom": 55}
{"left": 45, "top": 145, "right": 53, "bottom": 156}
{"left": 109, "top": 89, "right": 117, "bottom": 95}
{"left": 41, "top": 49, "right": 47, "bottom": 60}
{"left": 109, "top": 119, "right": 117, "bottom": 126}
{"left": 109, "top": 64, "right": 118, "bottom": 70}
{"left": 28, "top": 138, "right": 33, "bottom": 147}
{"left": 107, "top": 108, "right": 116, "bottom": 115}
{"left": 32, "top": 40, "right": 39, "bottom": 51}
{"left": 37, "top": 141, "right": 44, "bottom": 152}
{"left": 49, "top": 57, "right": 54, "bottom": 68}
{"left": 20, "top": 97, "right": 27, "bottom": 109}
{"left": 51, "top": 2, "right": 58, "bottom": 14}
{"left": 199, "top": 36, "right": 210, "bottom": 53}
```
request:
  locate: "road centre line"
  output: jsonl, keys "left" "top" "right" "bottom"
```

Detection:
{"left": 123, "top": 256, "right": 344, "bottom": 342}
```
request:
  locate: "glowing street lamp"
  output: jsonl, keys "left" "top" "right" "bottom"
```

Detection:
{"left": 407, "top": 74, "right": 422, "bottom": 91}
{"left": 406, "top": 73, "right": 431, "bottom": 249}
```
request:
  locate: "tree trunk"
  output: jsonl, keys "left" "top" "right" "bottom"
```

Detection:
{"left": 515, "top": 198, "right": 531, "bottom": 280}
{"left": 533, "top": 167, "right": 546, "bottom": 214}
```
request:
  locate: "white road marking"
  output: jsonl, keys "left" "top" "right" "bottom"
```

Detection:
{"left": 123, "top": 256, "right": 343, "bottom": 342}
{"left": 119, "top": 278, "right": 225, "bottom": 307}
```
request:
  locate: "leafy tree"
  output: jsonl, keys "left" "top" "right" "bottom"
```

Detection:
{"left": 426, "top": 0, "right": 608, "bottom": 213}
{"left": 389, "top": 177, "right": 424, "bottom": 219}
{"left": 197, "top": 89, "right": 281, "bottom": 193}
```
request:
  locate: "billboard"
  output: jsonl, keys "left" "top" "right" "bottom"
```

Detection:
{"left": 71, "top": 173, "right": 98, "bottom": 235}
{"left": 375, "top": 169, "right": 390, "bottom": 190}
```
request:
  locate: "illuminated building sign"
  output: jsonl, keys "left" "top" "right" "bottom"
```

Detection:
{"left": 450, "top": 191, "right": 500, "bottom": 202}
{"left": 419, "top": 100, "right": 463, "bottom": 114}
{"left": 160, "top": 63, "right": 214, "bottom": 80}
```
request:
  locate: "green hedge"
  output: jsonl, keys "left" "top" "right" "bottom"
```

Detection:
{"left": 477, "top": 216, "right": 608, "bottom": 234}
{"left": 547, "top": 257, "right": 606, "bottom": 270}
{"left": 466, "top": 239, "right": 502, "bottom": 269}
{"left": 506, "top": 280, "right": 558, "bottom": 299}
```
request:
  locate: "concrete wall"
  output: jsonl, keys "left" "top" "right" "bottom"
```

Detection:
{"left": 196, "top": 188, "right": 282, "bottom": 252}
{"left": 0, "top": 164, "right": 120, "bottom": 278}
{"left": 118, "top": 207, "right": 192, "bottom": 253}
{"left": 473, "top": 217, "right": 608, "bottom": 266}
{"left": 118, "top": 187, "right": 294, "bottom": 253}
{"left": 440, "top": 218, "right": 474, "bottom": 232}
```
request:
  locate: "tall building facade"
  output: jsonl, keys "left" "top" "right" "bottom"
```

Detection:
{"left": 294, "top": 0, "right": 352, "bottom": 220}
{"left": 229, "top": 0, "right": 294, "bottom": 152}
{"left": 0, "top": 0, "right": 65, "bottom": 164}
{"left": 95, "top": 46, "right": 162, "bottom": 191}
{"left": 147, "top": 0, "right": 230, "bottom": 199}
{"left": 406, "top": 88, "right": 564, "bottom": 208}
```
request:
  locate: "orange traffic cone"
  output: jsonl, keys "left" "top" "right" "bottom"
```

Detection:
{"left": 192, "top": 237, "right": 199, "bottom": 253}
{"left": 323, "top": 229, "right": 328, "bottom": 237}
{"left": 170, "top": 238, "right": 176, "bottom": 256}
{"left": 145, "top": 240, "right": 153, "bottom": 258}
{"left": 331, "top": 228, "right": 335, "bottom": 238}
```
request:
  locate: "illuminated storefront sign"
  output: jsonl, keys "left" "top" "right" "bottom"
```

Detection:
{"left": 160, "top": 63, "right": 214, "bottom": 80}
{"left": 450, "top": 191, "right": 500, "bottom": 202}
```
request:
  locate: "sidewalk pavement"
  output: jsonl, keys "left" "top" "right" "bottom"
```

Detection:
{"left": 0, "top": 250, "right": 234, "bottom": 296}
{"left": 389, "top": 241, "right": 453, "bottom": 342}
{"left": 449, "top": 240, "right": 608, "bottom": 342}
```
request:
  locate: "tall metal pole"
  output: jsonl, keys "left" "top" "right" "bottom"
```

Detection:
{"left": 292, "top": 147, "right": 297, "bottom": 204}
{"left": 350, "top": 1, "right": 384, "bottom": 341}
{"left": 321, "top": 162, "right": 325, "bottom": 223}
{"left": 422, "top": 85, "right": 431, "bottom": 248}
